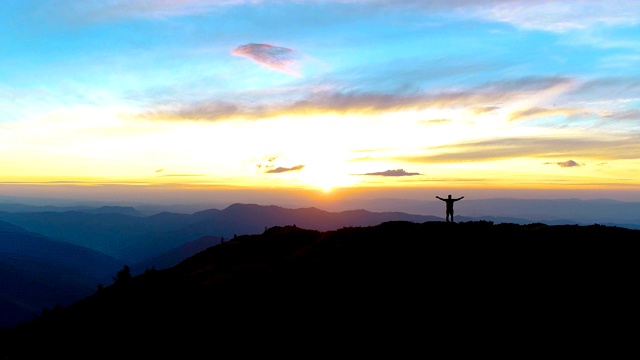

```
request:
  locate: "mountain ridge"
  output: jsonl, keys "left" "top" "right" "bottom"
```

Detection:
{"left": 1, "top": 220, "right": 637, "bottom": 358}
{"left": 1, "top": 201, "right": 639, "bottom": 331}
{"left": 0, "top": 228, "right": 124, "bottom": 329}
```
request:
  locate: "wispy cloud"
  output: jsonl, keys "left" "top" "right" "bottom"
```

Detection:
{"left": 419, "top": 118, "right": 451, "bottom": 125}
{"left": 509, "top": 107, "right": 588, "bottom": 122}
{"left": 265, "top": 165, "right": 305, "bottom": 173}
{"left": 41, "top": 0, "right": 640, "bottom": 34}
{"left": 359, "top": 169, "right": 421, "bottom": 176}
{"left": 352, "top": 1, "right": 640, "bottom": 33}
{"left": 58, "top": 0, "right": 249, "bottom": 21}
{"left": 140, "top": 101, "right": 242, "bottom": 122}
{"left": 397, "top": 135, "right": 640, "bottom": 163}
{"left": 232, "top": 43, "right": 301, "bottom": 76}
{"left": 159, "top": 173, "right": 207, "bottom": 177}
{"left": 137, "top": 76, "right": 574, "bottom": 121}
{"left": 567, "top": 76, "right": 640, "bottom": 102}
{"left": 473, "top": 0, "right": 640, "bottom": 33}
{"left": 604, "top": 109, "right": 640, "bottom": 121}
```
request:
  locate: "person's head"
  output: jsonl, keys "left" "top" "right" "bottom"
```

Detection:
{"left": 448, "top": 195, "right": 451, "bottom": 198}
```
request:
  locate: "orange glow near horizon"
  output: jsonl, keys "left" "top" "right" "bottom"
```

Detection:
{"left": 2, "top": 101, "right": 640, "bottom": 200}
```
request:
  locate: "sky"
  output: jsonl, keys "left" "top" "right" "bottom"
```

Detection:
{"left": 1, "top": 0, "right": 640, "bottom": 207}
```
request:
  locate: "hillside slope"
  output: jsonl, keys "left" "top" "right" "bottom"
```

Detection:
{"left": 0, "top": 222, "right": 125, "bottom": 329}
{"left": 1, "top": 220, "right": 637, "bottom": 358}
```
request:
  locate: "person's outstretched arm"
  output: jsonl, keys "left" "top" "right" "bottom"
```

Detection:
{"left": 436, "top": 196, "right": 443, "bottom": 200}
{"left": 455, "top": 196, "right": 464, "bottom": 201}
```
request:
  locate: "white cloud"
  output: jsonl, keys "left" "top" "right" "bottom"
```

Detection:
{"left": 472, "top": 0, "right": 640, "bottom": 33}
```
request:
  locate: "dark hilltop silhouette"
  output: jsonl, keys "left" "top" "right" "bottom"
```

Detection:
{"left": 0, "top": 220, "right": 637, "bottom": 358}
{"left": 0, "top": 203, "right": 444, "bottom": 329}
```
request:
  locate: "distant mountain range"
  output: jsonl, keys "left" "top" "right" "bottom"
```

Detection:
{"left": 336, "top": 197, "right": 640, "bottom": 229}
{"left": 0, "top": 203, "right": 440, "bottom": 263}
{"left": 1, "top": 220, "right": 637, "bottom": 358}
{"left": 1, "top": 200, "right": 639, "bottom": 330}
{"left": 0, "top": 203, "right": 438, "bottom": 329}
{"left": 0, "top": 221, "right": 123, "bottom": 329}
{"left": 2, "top": 197, "right": 639, "bottom": 228}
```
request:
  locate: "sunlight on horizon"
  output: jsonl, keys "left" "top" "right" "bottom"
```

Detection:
{"left": 2, "top": 105, "right": 640, "bottom": 195}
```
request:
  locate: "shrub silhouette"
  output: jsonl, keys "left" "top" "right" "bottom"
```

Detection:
{"left": 112, "top": 265, "right": 132, "bottom": 285}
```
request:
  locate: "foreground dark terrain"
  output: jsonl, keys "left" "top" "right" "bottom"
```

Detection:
{"left": 1, "top": 220, "right": 637, "bottom": 358}
{"left": 0, "top": 203, "right": 440, "bottom": 328}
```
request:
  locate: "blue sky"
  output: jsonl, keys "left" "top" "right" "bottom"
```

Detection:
{"left": 1, "top": 0, "right": 640, "bottom": 205}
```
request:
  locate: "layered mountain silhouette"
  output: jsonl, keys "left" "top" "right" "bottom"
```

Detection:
{"left": 0, "top": 221, "right": 124, "bottom": 329}
{"left": 0, "top": 203, "right": 440, "bottom": 264}
{"left": 0, "top": 204, "right": 440, "bottom": 328}
{"left": 1, "top": 220, "right": 637, "bottom": 358}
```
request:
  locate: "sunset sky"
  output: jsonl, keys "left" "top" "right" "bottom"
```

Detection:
{"left": 2, "top": 0, "right": 640, "bottom": 206}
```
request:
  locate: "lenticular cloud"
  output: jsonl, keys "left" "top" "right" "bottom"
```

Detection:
{"left": 232, "top": 43, "right": 300, "bottom": 75}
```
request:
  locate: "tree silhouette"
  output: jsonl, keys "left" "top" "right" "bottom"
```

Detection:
{"left": 112, "top": 265, "right": 132, "bottom": 285}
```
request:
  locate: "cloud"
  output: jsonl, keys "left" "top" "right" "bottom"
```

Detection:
{"left": 39, "top": 0, "right": 640, "bottom": 34}
{"left": 359, "top": 169, "right": 421, "bottom": 176}
{"left": 265, "top": 165, "right": 304, "bottom": 173}
{"left": 556, "top": 160, "right": 580, "bottom": 168}
{"left": 605, "top": 110, "right": 640, "bottom": 121}
{"left": 159, "top": 173, "right": 206, "bottom": 177}
{"left": 396, "top": 135, "right": 640, "bottom": 163}
{"left": 232, "top": 43, "right": 301, "bottom": 76}
{"left": 473, "top": 106, "right": 500, "bottom": 114}
{"left": 54, "top": 0, "right": 252, "bottom": 21}
{"left": 135, "top": 75, "right": 576, "bottom": 121}
{"left": 141, "top": 101, "right": 242, "bottom": 122}
{"left": 419, "top": 118, "right": 451, "bottom": 125}
{"left": 508, "top": 107, "right": 588, "bottom": 122}
{"left": 353, "top": 1, "right": 640, "bottom": 33}
{"left": 472, "top": 0, "right": 640, "bottom": 33}
{"left": 567, "top": 76, "right": 640, "bottom": 103}
{"left": 256, "top": 156, "right": 279, "bottom": 170}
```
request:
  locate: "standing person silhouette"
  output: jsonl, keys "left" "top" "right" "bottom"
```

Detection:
{"left": 436, "top": 194, "right": 464, "bottom": 223}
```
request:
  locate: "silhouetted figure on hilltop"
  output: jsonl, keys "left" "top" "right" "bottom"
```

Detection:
{"left": 436, "top": 194, "right": 464, "bottom": 222}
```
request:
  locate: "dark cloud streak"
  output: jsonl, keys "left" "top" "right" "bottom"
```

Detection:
{"left": 556, "top": 160, "right": 580, "bottom": 167}
{"left": 266, "top": 165, "right": 304, "bottom": 173}
{"left": 359, "top": 169, "right": 421, "bottom": 176}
